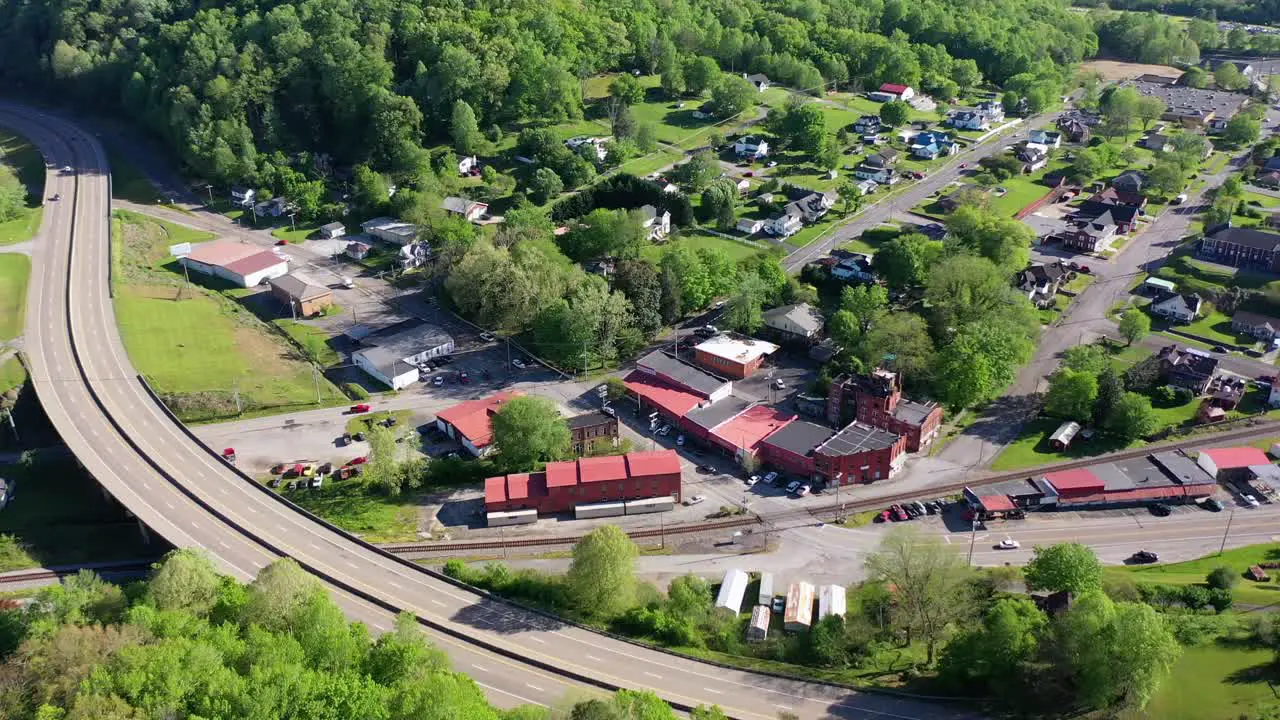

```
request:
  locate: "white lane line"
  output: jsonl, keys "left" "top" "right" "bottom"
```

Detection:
{"left": 585, "top": 654, "right": 602, "bottom": 662}
{"left": 345, "top": 561, "right": 359, "bottom": 570}
{"left": 217, "top": 541, "right": 230, "bottom": 550}
{"left": 525, "top": 683, "right": 545, "bottom": 693}
{"left": 471, "top": 664, "right": 490, "bottom": 673}
{"left": 190, "top": 521, "right": 200, "bottom": 530}
{"left": 388, "top": 580, "right": 404, "bottom": 589}
{"left": 773, "top": 705, "right": 793, "bottom": 711}
{"left": 703, "top": 688, "right": 722, "bottom": 695}
{"left": 430, "top": 599, "right": 446, "bottom": 607}
{"left": 163, "top": 501, "right": 175, "bottom": 511}
{"left": 643, "top": 671, "right": 662, "bottom": 679}
{"left": 526, "top": 636, "right": 545, "bottom": 644}
{"left": 475, "top": 682, "right": 546, "bottom": 707}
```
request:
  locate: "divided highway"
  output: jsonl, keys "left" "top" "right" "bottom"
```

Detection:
{"left": 1, "top": 103, "right": 976, "bottom": 720}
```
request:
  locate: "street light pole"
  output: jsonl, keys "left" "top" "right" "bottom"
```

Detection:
{"left": 1219, "top": 509, "right": 1235, "bottom": 556}
{"left": 967, "top": 517, "right": 979, "bottom": 566}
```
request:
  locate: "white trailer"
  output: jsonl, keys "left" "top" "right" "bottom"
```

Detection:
{"left": 715, "top": 568, "right": 749, "bottom": 614}
{"left": 784, "top": 581, "right": 814, "bottom": 632}
{"left": 758, "top": 572, "right": 774, "bottom": 606}
{"left": 625, "top": 496, "right": 675, "bottom": 515}
{"left": 485, "top": 509, "right": 537, "bottom": 527}
{"left": 818, "top": 584, "right": 847, "bottom": 620}
{"left": 746, "top": 605, "right": 770, "bottom": 642}
{"left": 574, "top": 501, "right": 626, "bottom": 519}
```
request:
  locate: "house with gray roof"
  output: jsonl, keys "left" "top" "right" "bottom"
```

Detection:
{"left": 1149, "top": 292, "right": 1202, "bottom": 324}
{"left": 762, "top": 303, "right": 824, "bottom": 343}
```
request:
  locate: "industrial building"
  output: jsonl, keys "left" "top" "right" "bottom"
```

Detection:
{"left": 353, "top": 322, "right": 455, "bottom": 390}
{"left": 693, "top": 335, "right": 778, "bottom": 379}
{"left": 624, "top": 350, "right": 733, "bottom": 426}
{"left": 1198, "top": 446, "right": 1271, "bottom": 482}
{"left": 826, "top": 370, "right": 943, "bottom": 452}
{"left": 483, "top": 450, "right": 682, "bottom": 517}
{"left": 436, "top": 391, "right": 522, "bottom": 456}
{"left": 178, "top": 239, "right": 289, "bottom": 288}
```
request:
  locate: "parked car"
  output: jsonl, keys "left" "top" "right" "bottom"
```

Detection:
{"left": 746, "top": 475, "right": 759, "bottom": 486}
{"left": 676, "top": 434, "right": 685, "bottom": 446}
{"left": 684, "top": 495, "right": 706, "bottom": 506}
{"left": 1258, "top": 375, "right": 1275, "bottom": 386}
{"left": 1129, "top": 550, "right": 1159, "bottom": 564}
{"left": 512, "top": 358, "right": 527, "bottom": 369}
{"left": 479, "top": 332, "right": 495, "bottom": 342}
{"left": 349, "top": 404, "right": 371, "bottom": 413}
{"left": 310, "top": 475, "right": 323, "bottom": 489}
{"left": 348, "top": 456, "right": 368, "bottom": 466}
{"left": 958, "top": 162, "right": 968, "bottom": 169}
{"left": 275, "top": 239, "right": 288, "bottom": 246}
{"left": 1172, "top": 193, "right": 1187, "bottom": 205}
{"left": 1201, "top": 497, "right": 1225, "bottom": 511}
{"left": 997, "top": 537, "right": 1020, "bottom": 550}
{"left": 904, "top": 503, "right": 920, "bottom": 518}
{"left": 1212, "top": 345, "right": 1228, "bottom": 354}
{"left": 1150, "top": 503, "right": 1172, "bottom": 517}
{"left": 912, "top": 501, "right": 927, "bottom": 515}
{"left": 1244, "top": 494, "right": 1261, "bottom": 507}
{"left": 268, "top": 477, "right": 281, "bottom": 488}
{"left": 771, "top": 596, "right": 786, "bottom": 614}
{"left": 433, "top": 376, "right": 445, "bottom": 387}
{"left": 796, "top": 484, "right": 811, "bottom": 497}
{"left": 696, "top": 465, "right": 715, "bottom": 474}
{"left": 658, "top": 424, "right": 671, "bottom": 436}
{"left": 773, "top": 379, "right": 786, "bottom": 390}
{"left": 876, "top": 509, "right": 891, "bottom": 522}
{"left": 785, "top": 480, "right": 802, "bottom": 494}
{"left": 892, "top": 505, "right": 910, "bottom": 521}
{"left": 697, "top": 325, "right": 718, "bottom": 337}
{"left": 459, "top": 371, "right": 470, "bottom": 384}
{"left": 763, "top": 471, "right": 779, "bottom": 485}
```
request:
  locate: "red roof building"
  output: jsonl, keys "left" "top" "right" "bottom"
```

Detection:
{"left": 435, "top": 391, "right": 523, "bottom": 456}
{"left": 624, "top": 371, "right": 706, "bottom": 423}
{"left": 880, "top": 83, "right": 909, "bottom": 95}
{"left": 1042, "top": 468, "right": 1104, "bottom": 496}
{"left": 1198, "top": 446, "right": 1271, "bottom": 479}
{"left": 484, "top": 450, "right": 683, "bottom": 514}
{"left": 709, "top": 405, "right": 795, "bottom": 459}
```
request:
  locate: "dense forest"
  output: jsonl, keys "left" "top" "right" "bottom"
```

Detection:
{"left": 0, "top": 549, "right": 720, "bottom": 720}
{"left": 1078, "top": 0, "right": 1280, "bottom": 28}
{"left": 0, "top": 0, "right": 1096, "bottom": 185}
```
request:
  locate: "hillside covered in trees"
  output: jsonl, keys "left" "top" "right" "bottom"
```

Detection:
{"left": 0, "top": 0, "right": 1096, "bottom": 185}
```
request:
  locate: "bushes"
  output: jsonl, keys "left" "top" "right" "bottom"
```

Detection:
{"left": 1206, "top": 566, "right": 1238, "bottom": 591}
{"left": 1136, "top": 582, "right": 1233, "bottom": 613}
{"left": 344, "top": 382, "right": 369, "bottom": 400}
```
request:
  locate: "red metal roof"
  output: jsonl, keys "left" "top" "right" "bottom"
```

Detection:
{"left": 223, "top": 250, "right": 287, "bottom": 277}
{"left": 1199, "top": 447, "right": 1269, "bottom": 470}
{"left": 711, "top": 405, "right": 795, "bottom": 454}
{"left": 436, "top": 391, "right": 523, "bottom": 448}
{"left": 624, "top": 371, "right": 703, "bottom": 418}
{"left": 484, "top": 475, "right": 506, "bottom": 504}
{"left": 977, "top": 494, "right": 1016, "bottom": 512}
{"left": 506, "top": 473, "right": 532, "bottom": 500}
{"left": 626, "top": 450, "right": 682, "bottom": 477}
{"left": 545, "top": 460, "right": 579, "bottom": 488}
{"left": 484, "top": 472, "right": 545, "bottom": 505}
{"left": 1057, "top": 485, "right": 1211, "bottom": 505}
{"left": 880, "top": 83, "right": 909, "bottom": 94}
{"left": 183, "top": 239, "right": 261, "bottom": 266}
{"left": 578, "top": 455, "right": 628, "bottom": 484}
{"left": 1044, "top": 468, "right": 1104, "bottom": 492}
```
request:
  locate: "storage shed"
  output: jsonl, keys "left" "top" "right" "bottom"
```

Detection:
{"left": 715, "top": 569, "right": 749, "bottom": 614}
{"left": 784, "top": 581, "right": 814, "bottom": 632}
{"left": 818, "top": 584, "right": 847, "bottom": 620}
{"left": 746, "top": 605, "right": 770, "bottom": 642}
{"left": 758, "top": 572, "right": 774, "bottom": 606}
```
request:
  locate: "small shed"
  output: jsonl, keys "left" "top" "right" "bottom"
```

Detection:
{"left": 1048, "top": 421, "right": 1081, "bottom": 451}
{"left": 783, "top": 581, "right": 814, "bottom": 632}
{"left": 1248, "top": 565, "right": 1270, "bottom": 582}
{"left": 746, "top": 605, "right": 770, "bottom": 642}
{"left": 818, "top": 584, "right": 846, "bottom": 620}
{"left": 319, "top": 221, "right": 346, "bottom": 239}
{"left": 758, "top": 572, "right": 774, "bottom": 606}
{"left": 715, "top": 568, "right": 749, "bottom": 614}
{"left": 1142, "top": 277, "right": 1176, "bottom": 295}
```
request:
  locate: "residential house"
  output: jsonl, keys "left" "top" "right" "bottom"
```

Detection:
{"left": 441, "top": 197, "right": 488, "bottom": 222}
{"left": 1017, "top": 145, "right": 1048, "bottom": 172}
{"left": 855, "top": 179, "right": 878, "bottom": 195}
{"left": 693, "top": 335, "right": 779, "bottom": 379}
{"left": 1157, "top": 345, "right": 1219, "bottom": 394}
{"left": 656, "top": 178, "right": 680, "bottom": 194}
{"left": 830, "top": 253, "right": 876, "bottom": 284}
{"left": 362, "top": 217, "right": 419, "bottom": 245}
{"left": 398, "top": 243, "right": 431, "bottom": 270}
{"left": 910, "top": 131, "right": 955, "bottom": 160}
{"left": 1112, "top": 170, "right": 1146, "bottom": 194}
{"left": 761, "top": 303, "right": 825, "bottom": 344}
{"left": 1270, "top": 212, "right": 1280, "bottom": 230}
{"left": 1091, "top": 187, "right": 1148, "bottom": 212}
{"left": 565, "top": 136, "right": 609, "bottom": 161}
{"left": 1232, "top": 310, "right": 1280, "bottom": 341}
{"left": 458, "top": 155, "right": 478, "bottom": 175}
{"left": 345, "top": 241, "right": 371, "bottom": 260}
{"left": 853, "top": 164, "right": 894, "bottom": 184}
{"left": 1198, "top": 226, "right": 1280, "bottom": 272}
{"left": 948, "top": 111, "right": 988, "bottom": 131}
{"left": 734, "top": 135, "right": 769, "bottom": 158}
{"left": 736, "top": 218, "right": 765, "bottom": 234}
{"left": 977, "top": 100, "right": 1005, "bottom": 124}
{"left": 878, "top": 83, "right": 915, "bottom": 101}
{"left": 269, "top": 273, "right": 333, "bottom": 317}
{"left": 853, "top": 116, "right": 882, "bottom": 134}
{"left": 319, "top": 222, "right": 345, "bottom": 239}
{"left": 1015, "top": 262, "right": 1068, "bottom": 308}
{"left": 1208, "top": 117, "right": 1230, "bottom": 135}
{"left": 735, "top": 178, "right": 751, "bottom": 194}
{"left": 1142, "top": 133, "right": 1173, "bottom": 152}
{"left": 253, "top": 197, "right": 289, "bottom": 218}
{"left": 1029, "top": 129, "right": 1062, "bottom": 148}
{"left": 1048, "top": 217, "right": 1117, "bottom": 253}
{"left": 1057, "top": 117, "right": 1091, "bottom": 143}
{"left": 1257, "top": 171, "right": 1280, "bottom": 188}
{"left": 765, "top": 207, "right": 803, "bottom": 238}
{"left": 230, "top": 186, "right": 255, "bottom": 207}
{"left": 692, "top": 102, "right": 716, "bottom": 120}
{"left": 744, "top": 73, "right": 770, "bottom": 92}
{"left": 639, "top": 205, "right": 671, "bottom": 240}
{"left": 863, "top": 148, "right": 899, "bottom": 169}
{"left": 1149, "top": 291, "right": 1203, "bottom": 323}
{"left": 1073, "top": 201, "right": 1140, "bottom": 234}
{"left": 784, "top": 187, "right": 837, "bottom": 222}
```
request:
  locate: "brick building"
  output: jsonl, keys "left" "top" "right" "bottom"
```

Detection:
{"left": 624, "top": 351, "right": 733, "bottom": 426}
{"left": 693, "top": 335, "right": 778, "bottom": 379}
{"left": 568, "top": 411, "right": 618, "bottom": 455}
{"left": 813, "top": 422, "right": 907, "bottom": 485}
{"left": 483, "top": 450, "right": 682, "bottom": 514}
{"left": 826, "top": 370, "right": 942, "bottom": 451}
{"left": 758, "top": 421, "right": 836, "bottom": 479}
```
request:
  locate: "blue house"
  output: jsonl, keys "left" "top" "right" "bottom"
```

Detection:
{"left": 910, "top": 131, "right": 957, "bottom": 159}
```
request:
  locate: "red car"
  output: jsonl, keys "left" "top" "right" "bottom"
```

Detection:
{"left": 744, "top": 171, "right": 754, "bottom": 177}
{"left": 459, "top": 371, "right": 470, "bottom": 384}
{"left": 875, "top": 509, "right": 891, "bottom": 523}
{"left": 349, "top": 404, "right": 371, "bottom": 413}
{"left": 275, "top": 239, "right": 287, "bottom": 246}
{"left": 892, "top": 504, "right": 910, "bottom": 522}
{"left": 958, "top": 162, "right": 968, "bottom": 169}
{"left": 221, "top": 447, "right": 236, "bottom": 464}
{"left": 348, "top": 456, "right": 368, "bottom": 466}
{"left": 1078, "top": 265, "right": 1091, "bottom": 274}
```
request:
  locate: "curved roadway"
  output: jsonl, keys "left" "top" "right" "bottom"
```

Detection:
{"left": 1, "top": 103, "right": 976, "bottom": 720}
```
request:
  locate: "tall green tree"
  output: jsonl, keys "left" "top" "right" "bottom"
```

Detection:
{"left": 490, "top": 395, "right": 571, "bottom": 470}
{"left": 146, "top": 549, "right": 222, "bottom": 617}
{"left": 567, "top": 525, "right": 639, "bottom": 618}
{"left": 451, "top": 100, "right": 483, "bottom": 156}
{"left": 879, "top": 100, "right": 910, "bottom": 127}
{"left": 1117, "top": 308, "right": 1150, "bottom": 346}
{"left": 865, "top": 527, "right": 970, "bottom": 665}
{"left": 1024, "top": 543, "right": 1103, "bottom": 594}
{"left": 1044, "top": 368, "right": 1098, "bottom": 423}
{"left": 1107, "top": 391, "right": 1158, "bottom": 440}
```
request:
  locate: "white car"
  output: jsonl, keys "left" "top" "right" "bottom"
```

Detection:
{"left": 1244, "top": 494, "right": 1261, "bottom": 507}
{"left": 766, "top": 160, "right": 778, "bottom": 168}
{"left": 433, "top": 376, "right": 445, "bottom": 387}
{"left": 310, "top": 475, "right": 323, "bottom": 489}
{"left": 746, "top": 475, "right": 760, "bottom": 486}
{"left": 785, "top": 480, "right": 801, "bottom": 494}
{"left": 684, "top": 495, "right": 705, "bottom": 506}
{"left": 479, "top": 332, "right": 496, "bottom": 342}
{"left": 797, "top": 484, "right": 810, "bottom": 497}
{"left": 512, "top": 358, "right": 526, "bottom": 369}
{"left": 62, "top": 165, "right": 73, "bottom": 173}
{"left": 676, "top": 434, "right": 685, "bottom": 446}
{"left": 763, "top": 471, "right": 779, "bottom": 485}
{"left": 773, "top": 379, "right": 786, "bottom": 390}
{"left": 997, "top": 537, "right": 1020, "bottom": 550}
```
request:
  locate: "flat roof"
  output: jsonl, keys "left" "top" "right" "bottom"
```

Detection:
{"left": 624, "top": 371, "right": 704, "bottom": 418}
{"left": 684, "top": 396, "right": 753, "bottom": 432}
{"left": 1043, "top": 468, "right": 1104, "bottom": 492}
{"left": 356, "top": 322, "right": 455, "bottom": 379}
{"left": 1151, "top": 451, "right": 1217, "bottom": 485}
{"left": 893, "top": 399, "right": 938, "bottom": 426}
{"left": 578, "top": 455, "right": 628, "bottom": 483}
{"left": 816, "top": 421, "right": 900, "bottom": 456}
{"left": 636, "top": 350, "right": 729, "bottom": 398}
{"left": 761, "top": 421, "right": 836, "bottom": 458}
{"left": 711, "top": 405, "right": 794, "bottom": 453}
{"left": 694, "top": 335, "right": 779, "bottom": 366}
{"left": 1201, "top": 447, "right": 1270, "bottom": 469}
{"left": 567, "top": 411, "right": 613, "bottom": 429}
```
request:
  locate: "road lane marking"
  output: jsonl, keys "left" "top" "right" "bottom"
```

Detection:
{"left": 773, "top": 705, "right": 792, "bottom": 711}
{"left": 430, "top": 599, "right": 446, "bottom": 607}
{"left": 471, "top": 664, "right": 490, "bottom": 673}
{"left": 643, "top": 671, "right": 662, "bottom": 679}
{"left": 474, "top": 682, "right": 546, "bottom": 707}
{"left": 703, "top": 688, "right": 722, "bottom": 695}
{"left": 388, "top": 579, "right": 404, "bottom": 589}
{"left": 163, "top": 501, "right": 175, "bottom": 510}
{"left": 526, "top": 636, "right": 545, "bottom": 644}
{"left": 586, "top": 654, "right": 602, "bottom": 662}
{"left": 217, "top": 541, "right": 230, "bottom": 550}
{"left": 525, "top": 683, "right": 545, "bottom": 693}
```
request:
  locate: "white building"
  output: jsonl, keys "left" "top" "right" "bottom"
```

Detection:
{"left": 714, "top": 568, "right": 750, "bottom": 614}
{"left": 230, "top": 186, "right": 255, "bottom": 207}
{"left": 736, "top": 218, "right": 765, "bottom": 234}
{"left": 353, "top": 322, "right": 456, "bottom": 390}
{"left": 762, "top": 303, "right": 824, "bottom": 342}
{"left": 458, "top": 155, "right": 478, "bottom": 175}
{"left": 818, "top": 584, "right": 847, "bottom": 620}
{"left": 441, "top": 197, "right": 489, "bottom": 222}
{"left": 746, "top": 605, "right": 770, "bottom": 642}
{"left": 743, "top": 73, "right": 770, "bottom": 92}
{"left": 319, "top": 222, "right": 345, "bottom": 239}
{"left": 178, "top": 239, "right": 289, "bottom": 288}
{"left": 361, "top": 217, "right": 419, "bottom": 245}
{"left": 734, "top": 135, "right": 769, "bottom": 158}
{"left": 639, "top": 205, "right": 671, "bottom": 240}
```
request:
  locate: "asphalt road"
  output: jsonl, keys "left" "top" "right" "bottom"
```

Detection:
{"left": 0, "top": 104, "right": 984, "bottom": 719}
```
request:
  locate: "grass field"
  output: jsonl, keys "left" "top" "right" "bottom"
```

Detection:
{"left": 0, "top": 355, "right": 26, "bottom": 394}
{"left": 274, "top": 319, "right": 341, "bottom": 366}
{"left": 271, "top": 222, "right": 320, "bottom": 244}
{"left": 614, "top": 149, "right": 684, "bottom": 179}
{"left": 0, "top": 127, "right": 45, "bottom": 245}
{"left": 785, "top": 214, "right": 842, "bottom": 248}
{"left": 1113, "top": 542, "right": 1280, "bottom": 608}
{"left": 1176, "top": 307, "right": 1248, "bottom": 347}
{"left": 0, "top": 253, "right": 30, "bottom": 342}
{"left": 0, "top": 455, "right": 153, "bottom": 572}
{"left": 642, "top": 231, "right": 768, "bottom": 263}
{"left": 115, "top": 284, "right": 345, "bottom": 422}
{"left": 1123, "top": 643, "right": 1278, "bottom": 720}
{"left": 112, "top": 209, "right": 215, "bottom": 285}
{"left": 277, "top": 480, "right": 419, "bottom": 543}
{"left": 986, "top": 161, "right": 1070, "bottom": 218}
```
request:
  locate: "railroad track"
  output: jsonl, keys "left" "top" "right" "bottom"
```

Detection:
{"left": 0, "top": 561, "right": 155, "bottom": 586}
{"left": 381, "top": 419, "right": 1280, "bottom": 555}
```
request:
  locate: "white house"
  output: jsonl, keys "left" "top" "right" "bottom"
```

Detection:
{"left": 657, "top": 178, "right": 680, "bottom": 194}
{"left": 639, "top": 205, "right": 671, "bottom": 240}
{"left": 855, "top": 179, "right": 877, "bottom": 195}
{"left": 565, "top": 136, "right": 609, "bottom": 161}
{"left": 458, "top": 155, "right": 478, "bottom": 175}
{"left": 734, "top": 135, "right": 768, "bottom": 158}
{"left": 878, "top": 83, "right": 914, "bottom": 100}
{"left": 179, "top": 239, "right": 289, "bottom": 288}
{"left": 743, "top": 73, "right": 770, "bottom": 92}
{"left": 736, "top": 218, "right": 765, "bottom": 234}
{"left": 230, "top": 186, "right": 255, "bottom": 207}
{"left": 766, "top": 209, "right": 803, "bottom": 238}
{"left": 361, "top": 217, "right": 419, "bottom": 245}
{"left": 353, "top": 322, "right": 456, "bottom": 390}
{"left": 854, "top": 165, "right": 894, "bottom": 184}
{"left": 253, "top": 196, "right": 290, "bottom": 218}
{"left": 735, "top": 178, "right": 751, "bottom": 194}
{"left": 762, "top": 303, "right": 825, "bottom": 341}
{"left": 1029, "top": 129, "right": 1062, "bottom": 148}
{"left": 831, "top": 253, "right": 876, "bottom": 283}
{"left": 976, "top": 100, "right": 1005, "bottom": 124}
{"left": 319, "top": 222, "right": 346, "bottom": 239}
{"left": 948, "top": 111, "right": 989, "bottom": 131}
{"left": 1149, "top": 292, "right": 1202, "bottom": 324}
{"left": 441, "top": 197, "right": 489, "bottom": 222}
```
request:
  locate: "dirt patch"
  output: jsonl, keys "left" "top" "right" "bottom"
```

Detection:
{"left": 1081, "top": 60, "right": 1182, "bottom": 82}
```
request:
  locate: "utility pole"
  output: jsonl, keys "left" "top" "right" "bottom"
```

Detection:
{"left": 1219, "top": 509, "right": 1235, "bottom": 556}
{"left": 660, "top": 513, "right": 665, "bottom": 550}
{"left": 500, "top": 526, "right": 508, "bottom": 559}
{"left": 312, "top": 366, "right": 322, "bottom": 404}
{"left": 967, "top": 516, "right": 979, "bottom": 566}
{"left": 3, "top": 408, "right": 18, "bottom": 443}
{"left": 290, "top": 298, "right": 297, "bottom": 322}
{"left": 233, "top": 380, "right": 242, "bottom": 415}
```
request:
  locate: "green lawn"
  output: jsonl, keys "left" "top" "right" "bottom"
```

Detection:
{"left": 1154, "top": 253, "right": 1274, "bottom": 296}
{"left": 345, "top": 409, "right": 413, "bottom": 436}
{"left": 990, "top": 417, "right": 1140, "bottom": 471}
{"left": 271, "top": 222, "right": 320, "bottom": 244}
{"left": 842, "top": 225, "right": 900, "bottom": 255}
{"left": 112, "top": 209, "right": 216, "bottom": 287}
{"left": 785, "top": 214, "right": 843, "bottom": 248}
{"left": 115, "top": 284, "right": 346, "bottom": 422}
{"left": 1177, "top": 307, "right": 1249, "bottom": 347}
{"left": 275, "top": 479, "right": 419, "bottom": 543}
{"left": 0, "top": 454, "right": 153, "bottom": 572}
{"left": 274, "top": 319, "right": 341, "bottom": 366}
{"left": 1241, "top": 189, "right": 1280, "bottom": 210}
{"left": 0, "top": 253, "right": 30, "bottom": 342}
{"left": 986, "top": 161, "right": 1070, "bottom": 218}
{"left": 0, "top": 355, "right": 25, "bottom": 394}
{"left": 0, "top": 127, "right": 45, "bottom": 245}
{"left": 642, "top": 231, "right": 767, "bottom": 263}
{"left": 1063, "top": 273, "right": 1095, "bottom": 293}
{"left": 1113, "top": 542, "right": 1280, "bottom": 608}
{"left": 614, "top": 149, "right": 684, "bottom": 179}
{"left": 1123, "top": 643, "right": 1279, "bottom": 720}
